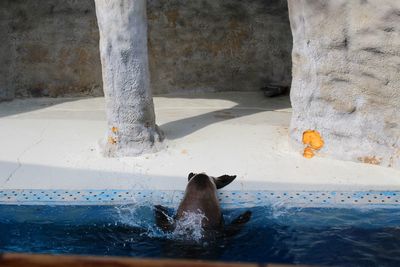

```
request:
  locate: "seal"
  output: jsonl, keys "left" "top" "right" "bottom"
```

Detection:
{"left": 154, "top": 172, "right": 251, "bottom": 238}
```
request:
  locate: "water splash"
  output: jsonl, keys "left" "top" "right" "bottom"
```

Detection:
{"left": 168, "top": 210, "right": 208, "bottom": 242}
{"left": 114, "top": 204, "right": 208, "bottom": 242}
{"left": 269, "top": 202, "right": 302, "bottom": 219}
{"left": 114, "top": 203, "right": 154, "bottom": 228}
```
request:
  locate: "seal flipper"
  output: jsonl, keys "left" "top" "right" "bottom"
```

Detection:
{"left": 154, "top": 205, "right": 174, "bottom": 232}
{"left": 213, "top": 175, "right": 237, "bottom": 189}
{"left": 224, "top": 211, "right": 252, "bottom": 237}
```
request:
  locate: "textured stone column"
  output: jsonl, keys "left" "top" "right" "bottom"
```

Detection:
{"left": 94, "top": 0, "right": 163, "bottom": 157}
{"left": 288, "top": 0, "right": 400, "bottom": 168}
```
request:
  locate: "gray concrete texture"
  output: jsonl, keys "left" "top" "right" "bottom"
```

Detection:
{"left": 0, "top": 0, "right": 292, "bottom": 100}
{"left": 288, "top": 0, "right": 400, "bottom": 169}
{"left": 95, "top": 0, "right": 164, "bottom": 157}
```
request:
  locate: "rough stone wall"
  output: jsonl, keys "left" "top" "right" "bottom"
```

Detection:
{"left": 288, "top": 0, "right": 400, "bottom": 169}
{"left": 0, "top": 2, "right": 16, "bottom": 101}
{"left": 0, "top": 0, "right": 292, "bottom": 100}
{"left": 147, "top": 0, "right": 292, "bottom": 93}
{"left": 0, "top": 0, "right": 103, "bottom": 100}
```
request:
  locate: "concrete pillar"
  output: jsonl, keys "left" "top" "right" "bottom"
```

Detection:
{"left": 288, "top": 0, "right": 400, "bottom": 168}
{"left": 94, "top": 0, "right": 164, "bottom": 157}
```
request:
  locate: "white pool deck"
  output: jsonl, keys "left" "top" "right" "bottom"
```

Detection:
{"left": 0, "top": 92, "right": 399, "bottom": 192}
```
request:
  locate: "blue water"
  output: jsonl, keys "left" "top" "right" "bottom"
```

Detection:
{"left": 1, "top": 204, "right": 400, "bottom": 266}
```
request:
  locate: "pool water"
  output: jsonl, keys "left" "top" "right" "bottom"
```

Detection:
{"left": 1, "top": 204, "right": 400, "bottom": 266}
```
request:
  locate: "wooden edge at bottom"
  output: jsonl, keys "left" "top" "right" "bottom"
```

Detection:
{"left": 0, "top": 253, "right": 315, "bottom": 267}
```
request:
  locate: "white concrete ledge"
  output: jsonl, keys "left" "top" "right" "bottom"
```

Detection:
{"left": 0, "top": 92, "right": 399, "bottom": 191}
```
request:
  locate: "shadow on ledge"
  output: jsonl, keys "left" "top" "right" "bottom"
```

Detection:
{"left": 158, "top": 92, "right": 291, "bottom": 140}
{"left": 0, "top": 91, "right": 291, "bottom": 140}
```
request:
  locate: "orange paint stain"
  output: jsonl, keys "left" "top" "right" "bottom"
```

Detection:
{"left": 303, "top": 146, "right": 315, "bottom": 159}
{"left": 108, "top": 136, "right": 117, "bottom": 145}
{"left": 302, "top": 130, "right": 324, "bottom": 159}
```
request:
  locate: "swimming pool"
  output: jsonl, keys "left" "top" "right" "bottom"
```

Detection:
{"left": 1, "top": 190, "right": 400, "bottom": 266}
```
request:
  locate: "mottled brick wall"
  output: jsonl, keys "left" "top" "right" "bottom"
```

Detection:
{"left": 0, "top": 0, "right": 292, "bottom": 100}
{"left": 147, "top": 0, "right": 292, "bottom": 94}
{"left": 0, "top": 0, "right": 102, "bottom": 100}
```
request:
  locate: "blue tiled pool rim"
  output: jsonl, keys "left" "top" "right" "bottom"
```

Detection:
{"left": 0, "top": 189, "right": 399, "bottom": 208}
